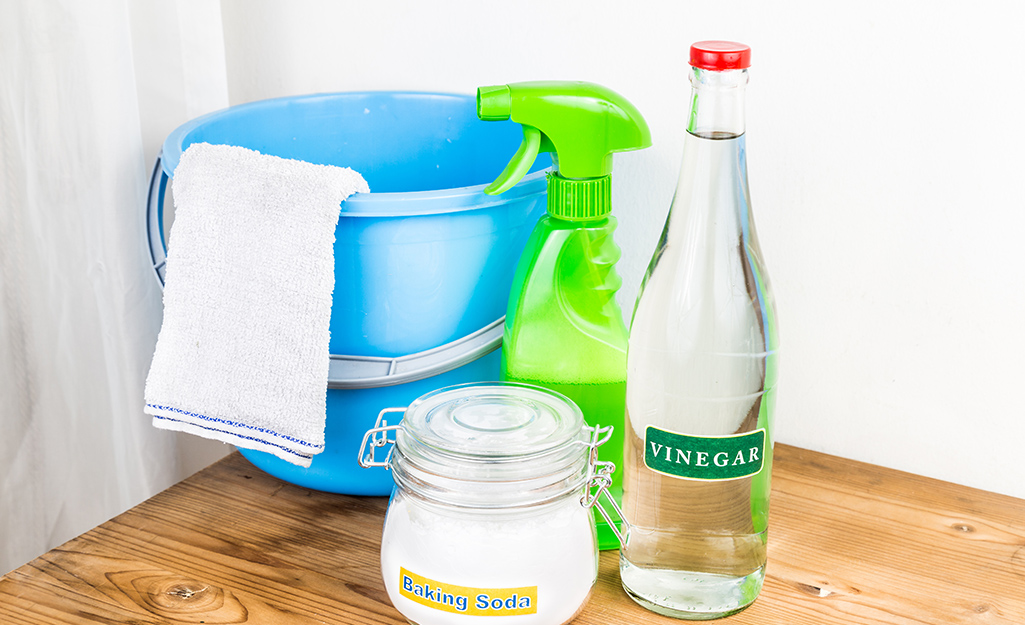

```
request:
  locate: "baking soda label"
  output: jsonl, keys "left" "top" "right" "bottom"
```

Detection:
{"left": 644, "top": 426, "right": 765, "bottom": 481}
{"left": 399, "top": 567, "right": 538, "bottom": 616}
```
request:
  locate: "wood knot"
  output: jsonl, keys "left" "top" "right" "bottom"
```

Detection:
{"left": 1012, "top": 545, "right": 1025, "bottom": 578}
{"left": 973, "top": 604, "right": 990, "bottom": 613}
{"left": 951, "top": 522, "right": 975, "bottom": 533}
{"left": 151, "top": 579, "right": 217, "bottom": 609}
{"left": 108, "top": 570, "right": 247, "bottom": 623}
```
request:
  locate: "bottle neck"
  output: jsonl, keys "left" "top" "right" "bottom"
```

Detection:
{"left": 687, "top": 67, "right": 748, "bottom": 138}
{"left": 664, "top": 66, "right": 753, "bottom": 251}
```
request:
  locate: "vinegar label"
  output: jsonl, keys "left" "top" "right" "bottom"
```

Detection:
{"left": 399, "top": 567, "right": 538, "bottom": 616}
{"left": 644, "top": 426, "right": 765, "bottom": 481}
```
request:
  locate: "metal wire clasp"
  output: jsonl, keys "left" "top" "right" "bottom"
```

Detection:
{"left": 357, "top": 407, "right": 406, "bottom": 469}
{"left": 579, "top": 424, "right": 628, "bottom": 546}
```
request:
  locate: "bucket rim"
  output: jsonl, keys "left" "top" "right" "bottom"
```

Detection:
{"left": 160, "top": 91, "right": 550, "bottom": 217}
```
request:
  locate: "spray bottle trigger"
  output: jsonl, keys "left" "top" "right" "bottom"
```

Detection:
{"left": 485, "top": 125, "right": 543, "bottom": 196}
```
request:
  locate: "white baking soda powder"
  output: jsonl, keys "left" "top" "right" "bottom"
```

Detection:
{"left": 381, "top": 492, "right": 598, "bottom": 625}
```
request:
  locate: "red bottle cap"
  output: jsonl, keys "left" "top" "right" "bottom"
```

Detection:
{"left": 690, "top": 41, "right": 752, "bottom": 71}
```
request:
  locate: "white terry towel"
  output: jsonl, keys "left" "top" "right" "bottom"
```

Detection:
{"left": 145, "top": 143, "right": 368, "bottom": 467}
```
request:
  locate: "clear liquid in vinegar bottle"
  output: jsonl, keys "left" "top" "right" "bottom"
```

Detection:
{"left": 620, "top": 41, "right": 780, "bottom": 620}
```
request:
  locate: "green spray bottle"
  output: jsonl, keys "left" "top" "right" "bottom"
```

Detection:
{"left": 477, "top": 81, "right": 651, "bottom": 549}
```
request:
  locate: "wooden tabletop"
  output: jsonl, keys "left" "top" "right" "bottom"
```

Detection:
{"left": 2, "top": 444, "right": 1023, "bottom": 624}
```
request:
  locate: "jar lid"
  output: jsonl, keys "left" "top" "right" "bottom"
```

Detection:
{"left": 402, "top": 382, "right": 584, "bottom": 458}
{"left": 390, "top": 383, "right": 591, "bottom": 508}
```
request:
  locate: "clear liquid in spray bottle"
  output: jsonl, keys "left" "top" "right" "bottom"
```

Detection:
{"left": 620, "top": 41, "right": 780, "bottom": 620}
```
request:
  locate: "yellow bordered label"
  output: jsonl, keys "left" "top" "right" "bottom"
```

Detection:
{"left": 399, "top": 567, "right": 538, "bottom": 616}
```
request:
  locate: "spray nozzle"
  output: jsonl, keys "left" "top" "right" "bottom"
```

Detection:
{"left": 477, "top": 81, "right": 651, "bottom": 206}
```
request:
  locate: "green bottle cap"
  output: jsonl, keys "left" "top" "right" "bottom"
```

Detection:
{"left": 547, "top": 174, "right": 610, "bottom": 221}
{"left": 476, "top": 81, "right": 651, "bottom": 220}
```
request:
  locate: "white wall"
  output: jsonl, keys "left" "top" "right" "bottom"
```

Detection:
{"left": 218, "top": 0, "right": 1025, "bottom": 498}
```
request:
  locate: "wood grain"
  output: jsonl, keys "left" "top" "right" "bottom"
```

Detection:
{"left": 2, "top": 444, "right": 1023, "bottom": 624}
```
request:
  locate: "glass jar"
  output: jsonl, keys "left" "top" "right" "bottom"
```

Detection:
{"left": 358, "top": 382, "right": 618, "bottom": 625}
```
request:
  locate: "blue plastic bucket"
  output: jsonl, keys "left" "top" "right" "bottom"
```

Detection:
{"left": 146, "top": 92, "right": 548, "bottom": 494}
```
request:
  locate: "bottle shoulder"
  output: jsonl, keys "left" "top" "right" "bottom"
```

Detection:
{"left": 531, "top": 214, "right": 617, "bottom": 233}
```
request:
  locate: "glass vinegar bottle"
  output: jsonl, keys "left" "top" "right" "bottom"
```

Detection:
{"left": 619, "top": 41, "right": 780, "bottom": 620}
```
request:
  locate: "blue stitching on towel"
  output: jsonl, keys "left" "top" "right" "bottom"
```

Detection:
{"left": 151, "top": 414, "right": 315, "bottom": 460}
{"left": 146, "top": 403, "right": 322, "bottom": 449}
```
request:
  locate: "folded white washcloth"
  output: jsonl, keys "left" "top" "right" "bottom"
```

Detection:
{"left": 145, "top": 143, "right": 368, "bottom": 467}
